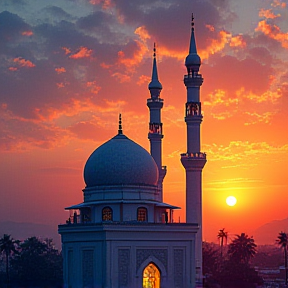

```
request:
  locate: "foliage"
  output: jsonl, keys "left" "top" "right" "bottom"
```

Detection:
{"left": 0, "top": 234, "right": 19, "bottom": 287}
{"left": 0, "top": 236, "right": 62, "bottom": 288}
{"left": 276, "top": 231, "right": 288, "bottom": 285}
{"left": 228, "top": 233, "right": 257, "bottom": 264}
{"left": 11, "top": 237, "right": 63, "bottom": 287}
{"left": 203, "top": 242, "right": 220, "bottom": 287}
{"left": 203, "top": 231, "right": 262, "bottom": 288}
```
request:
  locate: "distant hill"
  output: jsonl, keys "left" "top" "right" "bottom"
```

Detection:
{"left": 253, "top": 218, "right": 288, "bottom": 245}
{"left": 0, "top": 221, "right": 61, "bottom": 249}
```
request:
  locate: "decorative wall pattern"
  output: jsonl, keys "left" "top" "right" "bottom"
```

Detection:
{"left": 136, "top": 249, "right": 168, "bottom": 271}
{"left": 82, "top": 250, "right": 94, "bottom": 288}
{"left": 68, "top": 250, "right": 73, "bottom": 288}
{"left": 118, "top": 249, "right": 130, "bottom": 287}
{"left": 174, "top": 249, "right": 184, "bottom": 288}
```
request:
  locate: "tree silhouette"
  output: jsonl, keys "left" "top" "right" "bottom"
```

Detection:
{"left": 228, "top": 233, "right": 256, "bottom": 264}
{"left": 0, "top": 234, "right": 19, "bottom": 288}
{"left": 11, "top": 236, "right": 62, "bottom": 287}
{"left": 217, "top": 228, "right": 228, "bottom": 262}
{"left": 276, "top": 231, "right": 288, "bottom": 285}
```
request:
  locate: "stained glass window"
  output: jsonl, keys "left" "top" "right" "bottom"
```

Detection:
{"left": 143, "top": 263, "right": 160, "bottom": 288}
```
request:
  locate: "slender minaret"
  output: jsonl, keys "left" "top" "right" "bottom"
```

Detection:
{"left": 147, "top": 43, "right": 166, "bottom": 201}
{"left": 180, "top": 14, "right": 207, "bottom": 285}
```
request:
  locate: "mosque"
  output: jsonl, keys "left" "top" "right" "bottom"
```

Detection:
{"left": 58, "top": 14, "right": 206, "bottom": 288}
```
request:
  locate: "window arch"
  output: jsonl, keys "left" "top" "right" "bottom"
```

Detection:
{"left": 143, "top": 263, "right": 160, "bottom": 288}
{"left": 137, "top": 207, "right": 147, "bottom": 222}
{"left": 102, "top": 207, "right": 113, "bottom": 221}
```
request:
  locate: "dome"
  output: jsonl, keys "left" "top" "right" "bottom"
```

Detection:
{"left": 148, "top": 79, "right": 162, "bottom": 90}
{"left": 84, "top": 133, "right": 159, "bottom": 188}
{"left": 185, "top": 53, "right": 201, "bottom": 67}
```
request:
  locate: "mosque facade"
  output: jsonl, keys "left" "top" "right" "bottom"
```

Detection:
{"left": 58, "top": 15, "right": 205, "bottom": 288}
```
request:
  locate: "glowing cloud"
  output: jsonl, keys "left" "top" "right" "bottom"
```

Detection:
{"left": 112, "top": 72, "right": 131, "bottom": 83}
{"left": 62, "top": 47, "right": 71, "bottom": 55}
{"left": 256, "top": 20, "right": 288, "bottom": 49}
{"left": 22, "top": 31, "right": 33, "bottom": 36}
{"left": 55, "top": 67, "right": 66, "bottom": 74}
{"left": 137, "top": 75, "right": 150, "bottom": 86}
{"left": 69, "top": 47, "right": 93, "bottom": 59}
{"left": 271, "top": 0, "right": 286, "bottom": 8}
{"left": 200, "top": 30, "right": 231, "bottom": 60}
{"left": 86, "top": 81, "right": 101, "bottom": 94}
{"left": 117, "top": 26, "right": 150, "bottom": 69}
{"left": 13, "top": 57, "right": 35, "bottom": 68}
{"left": 89, "top": 0, "right": 113, "bottom": 9}
{"left": 259, "top": 9, "right": 280, "bottom": 19}
{"left": 230, "top": 35, "right": 246, "bottom": 48}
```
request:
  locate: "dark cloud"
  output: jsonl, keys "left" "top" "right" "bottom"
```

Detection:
{"left": 0, "top": 11, "right": 30, "bottom": 40}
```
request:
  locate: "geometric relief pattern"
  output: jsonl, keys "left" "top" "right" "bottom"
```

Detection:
{"left": 136, "top": 249, "right": 168, "bottom": 272}
{"left": 82, "top": 250, "right": 94, "bottom": 288}
{"left": 118, "top": 249, "right": 130, "bottom": 287}
{"left": 68, "top": 250, "right": 73, "bottom": 288}
{"left": 174, "top": 249, "right": 184, "bottom": 288}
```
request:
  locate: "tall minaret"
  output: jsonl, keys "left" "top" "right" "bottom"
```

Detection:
{"left": 180, "top": 14, "right": 207, "bottom": 285}
{"left": 147, "top": 43, "right": 166, "bottom": 201}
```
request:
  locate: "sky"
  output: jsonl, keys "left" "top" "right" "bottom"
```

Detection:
{"left": 0, "top": 0, "right": 288, "bottom": 245}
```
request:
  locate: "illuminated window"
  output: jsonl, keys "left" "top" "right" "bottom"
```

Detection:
{"left": 137, "top": 207, "right": 147, "bottom": 222}
{"left": 102, "top": 207, "right": 113, "bottom": 221}
{"left": 143, "top": 263, "right": 160, "bottom": 288}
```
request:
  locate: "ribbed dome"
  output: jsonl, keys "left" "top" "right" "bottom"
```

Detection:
{"left": 84, "top": 133, "right": 159, "bottom": 188}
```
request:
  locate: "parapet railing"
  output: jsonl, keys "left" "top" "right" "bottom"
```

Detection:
{"left": 181, "top": 152, "right": 206, "bottom": 159}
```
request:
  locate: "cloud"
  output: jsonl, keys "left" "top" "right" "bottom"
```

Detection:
{"left": 204, "top": 141, "right": 288, "bottom": 163}
{"left": 55, "top": 67, "right": 66, "bottom": 74}
{"left": 13, "top": 57, "right": 35, "bottom": 68}
{"left": 255, "top": 20, "right": 288, "bottom": 49}
{"left": 69, "top": 47, "right": 93, "bottom": 59}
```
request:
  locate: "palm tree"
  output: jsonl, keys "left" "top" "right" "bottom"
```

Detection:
{"left": 228, "top": 232, "right": 257, "bottom": 264}
{"left": 276, "top": 231, "right": 288, "bottom": 285}
{"left": 217, "top": 228, "right": 228, "bottom": 261}
{"left": 0, "top": 234, "right": 19, "bottom": 287}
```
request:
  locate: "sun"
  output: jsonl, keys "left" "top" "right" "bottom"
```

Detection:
{"left": 226, "top": 196, "right": 237, "bottom": 207}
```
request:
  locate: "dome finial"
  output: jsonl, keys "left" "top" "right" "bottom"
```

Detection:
{"left": 191, "top": 13, "right": 195, "bottom": 32}
{"left": 153, "top": 42, "right": 156, "bottom": 58}
{"left": 118, "top": 113, "right": 123, "bottom": 134}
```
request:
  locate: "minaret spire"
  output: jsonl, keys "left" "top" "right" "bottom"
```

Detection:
{"left": 181, "top": 14, "right": 206, "bottom": 286}
{"left": 147, "top": 44, "right": 166, "bottom": 201}
{"left": 118, "top": 113, "right": 123, "bottom": 134}
{"left": 149, "top": 43, "right": 162, "bottom": 97}
{"left": 189, "top": 13, "right": 197, "bottom": 54}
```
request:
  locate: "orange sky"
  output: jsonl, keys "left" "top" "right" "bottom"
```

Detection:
{"left": 0, "top": 0, "right": 288, "bottom": 245}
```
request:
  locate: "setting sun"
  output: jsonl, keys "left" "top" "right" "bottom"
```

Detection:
{"left": 226, "top": 196, "right": 237, "bottom": 207}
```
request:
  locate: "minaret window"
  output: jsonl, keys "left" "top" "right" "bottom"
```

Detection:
{"left": 137, "top": 207, "right": 147, "bottom": 222}
{"left": 149, "top": 123, "right": 162, "bottom": 134}
{"left": 186, "top": 102, "right": 200, "bottom": 116}
{"left": 102, "top": 207, "right": 113, "bottom": 221}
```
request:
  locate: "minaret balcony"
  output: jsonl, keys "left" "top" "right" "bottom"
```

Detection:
{"left": 181, "top": 152, "right": 207, "bottom": 170}
{"left": 184, "top": 74, "right": 203, "bottom": 87}
{"left": 147, "top": 98, "right": 163, "bottom": 103}
{"left": 147, "top": 98, "right": 164, "bottom": 109}
{"left": 181, "top": 152, "right": 206, "bottom": 159}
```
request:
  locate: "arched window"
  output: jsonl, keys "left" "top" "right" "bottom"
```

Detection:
{"left": 102, "top": 207, "right": 113, "bottom": 221}
{"left": 137, "top": 207, "right": 147, "bottom": 222}
{"left": 143, "top": 263, "right": 160, "bottom": 288}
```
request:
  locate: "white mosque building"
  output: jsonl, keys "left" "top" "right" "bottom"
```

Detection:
{"left": 58, "top": 14, "right": 206, "bottom": 288}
